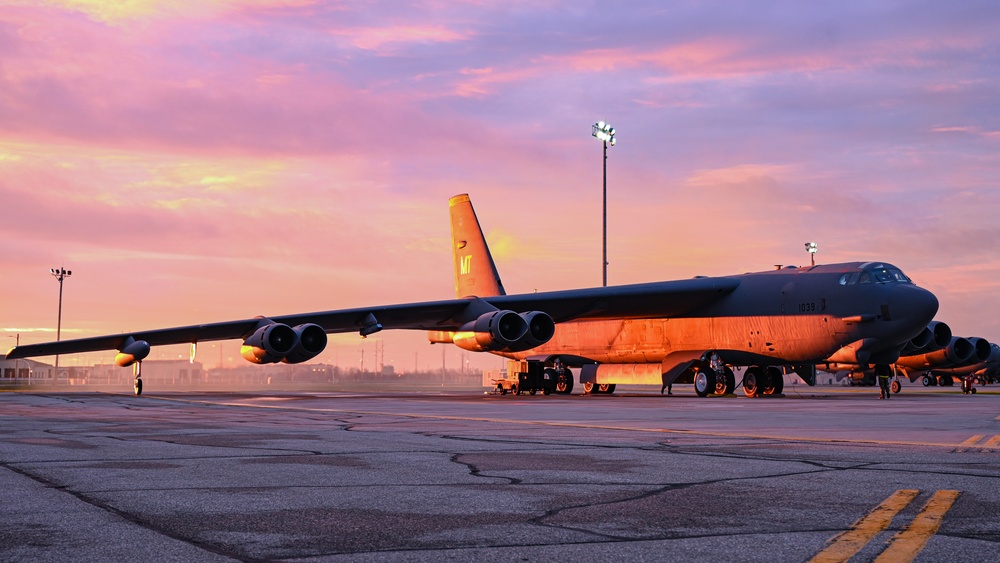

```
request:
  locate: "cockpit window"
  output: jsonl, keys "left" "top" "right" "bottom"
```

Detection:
{"left": 866, "top": 266, "right": 911, "bottom": 284}
{"left": 859, "top": 272, "right": 872, "bottom": 284}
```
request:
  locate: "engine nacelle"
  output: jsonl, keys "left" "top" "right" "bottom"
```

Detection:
{"left": 241, "top": 322, "right": 298, "bottom": 364}
{"left": 965, "top": 337, "right": 992, "bottom": 364}
{"left": 897, "top": 336, "right": 974, "bottom": 370}
{"left": 902, "top": 321, "right": 951, "bottom": 354}
{"left": 282, "top": 324, "right": 328, "bottom": 364}
{"left": 115, "top": 338, "right": 150, "bottom": 367}
{"left": 452, "top": 310, "right": 528, "bottom": 352}
{"left": 507, "top": 311, "right": 555, "bottom": 352}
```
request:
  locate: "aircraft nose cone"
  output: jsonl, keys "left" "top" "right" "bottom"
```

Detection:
{"left": 890, "top": 283, "right": 939, "bottom": 331}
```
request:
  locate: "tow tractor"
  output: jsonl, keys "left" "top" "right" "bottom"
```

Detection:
{"left": 483, "top": 360, "right": 556, "bottom": 395}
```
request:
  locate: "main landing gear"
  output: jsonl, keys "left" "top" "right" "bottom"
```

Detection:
{"left": 133, "top": 361, "right": 143, "bottom": 396}
{"left": 691, "top": 364, "right": 737, "bottom": 397}
{"left": 583, "top": 382, "right": 616, "bottom": 395}
{"left": 741, "top": 366, "right": 784, "bottom": 398}
{"left": 546, "top": 367, "right": 574, "bottom": 394}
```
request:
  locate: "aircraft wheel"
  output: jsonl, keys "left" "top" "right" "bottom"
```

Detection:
{"left": 513, "top": 385, "right": 521, "bottom": 396}
{"left": 890, "top": 380, "right": 901, "bottom": 394}
{"left": 760, "top": 366, "right": 785, "bottom": 395}
{"left": 764, "top": 366, "right": 783, "bottom": 395}
{"left": 528, "top": 388, "right": 536, "bottom": 395}
{"left": 694, "top": 369, "right": 716, "bottom": 397}
{"left": 723, "top": 367, "right": 736, "bottom": 395}
{"left": 583, "top": 382, "right": 594, "bottom": 395}
{"left": 922, "top": 375, "right": 932, "bottom": 387}
{"left": 598, "top": 383, "right": 616, "bottom": 395}
{"left": 552, "top": 368, "right": 574, "bottom": 394}
{"left": 499, "top": 386, "right": 507, "bottom": 395}
{"left": 940, "top": 375, "right": 954, "bottom": 387}
{"left": 542, "top": 388, "right": 551, "bottom": 396}
{"left": 743, "top": 367, "right": 761, "bottom": 398}
{"left": 134, "top": 378, "right": 143, "bottom": 396}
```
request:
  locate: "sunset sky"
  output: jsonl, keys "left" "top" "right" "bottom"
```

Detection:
{"left": 3, "top": 1, "right": 999, "bottom": 372}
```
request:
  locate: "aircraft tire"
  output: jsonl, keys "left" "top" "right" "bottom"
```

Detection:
{"left": 134, "top": 378, "right": 142, "bottom": 396}
{"left": 743, "top": 367, "right": 761, "bottom": 398}
{"left": 597, "top": 383, "right": 616, "bottom": 395}
{"left": 713, "top": 367, "right": 735, "bottom": 395}
{"left": 761, "top": 366, "right": 780, "bottom": 395}
{"left": 583, "top": 382, "right": 594, "bottom": 395}
{"left": 764, "top": 367, "right": 784, "bottom": 395}
{"left": 528, "top": 388, "right": 536, "bottom": 395}
{"left": 922, "top": 375, "right": 933, "bottom": 387}
{"left": 939, "top": 375, "right": 954, "bottom": 387}
{"left": 890, "top": 380, "right": 901, "bottom": 394}
{"left": 551, "top": 368, "right": 574, "bottom": 394}
{"left": 513, "top": 385, "right": 521, "bottom": 396}
{"left": 694, "top": 369, "right": 716, "bottom": 397}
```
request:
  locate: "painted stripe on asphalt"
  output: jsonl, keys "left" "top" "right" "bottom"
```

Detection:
{"left": 874, "top": 490, "right": 961, "bottom": 562}
{"left": 960, "top": 435, "right": 984, "bottom": 446}
{"left": 809, "top": 489, "right": 919, "bottom": 563}
{"left": 984, "top": 435, "right": 1000, "bottom": 448}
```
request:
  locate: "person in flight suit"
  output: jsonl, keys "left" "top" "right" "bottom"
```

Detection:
{"left": 877, "top": 365, "right": 892, "bottom": 399}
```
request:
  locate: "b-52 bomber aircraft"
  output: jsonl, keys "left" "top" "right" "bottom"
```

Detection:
{"left": 6, "top": 193, "right": 939, "bottom": 396}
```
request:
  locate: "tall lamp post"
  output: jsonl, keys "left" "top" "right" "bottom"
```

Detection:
{"left": 50, "top": 267, "right": 72, "bottom": 372}
{"left": 804, "top": 242, "right": 818, "bottom": 266}
{"left": 592, "top": 121, "right": 616, "bottom": 286}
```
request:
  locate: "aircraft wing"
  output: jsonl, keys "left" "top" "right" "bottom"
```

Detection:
{"left": 6, "top": 276, "right": 739, "bottom": 360}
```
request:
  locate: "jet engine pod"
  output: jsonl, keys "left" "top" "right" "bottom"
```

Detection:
{"left": 941, "top": 336, "right": 974, "bottom": 366}
{"left": 925, "top": 321, "right": 952, "bottom": 351}
{"left": 115, "top": 338, "right": 150, "bottom": 367}
{"left": 965, "top": 337, "right": 993, "bottom": 363}
{"left": 241, "top": 322, "right": 298, "bottom": 364}
{"left": 452, "top": 310, "right": 528, "bottom": 352}
{"left": 506, "top": 311, "right": 555, "bottom": 351}
{"left": 282, "top": 323, "right": 329, "bottom": 364}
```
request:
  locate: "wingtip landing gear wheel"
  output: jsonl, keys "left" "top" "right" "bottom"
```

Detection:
{"left": 132, "top": 361, "right": 143, "bottom": 396}
{"left": 890, "top": 380, "right": 901, "bottom": 394}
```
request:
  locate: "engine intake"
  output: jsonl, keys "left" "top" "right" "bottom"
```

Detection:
{"left": 282, "top": 324, "right": 328, "bottom": 364}
{"left": 452, "top": 310, "right": 526, "bottom": 352}
{"left": 241, "top": 322, "right": 298, "bottom": 364}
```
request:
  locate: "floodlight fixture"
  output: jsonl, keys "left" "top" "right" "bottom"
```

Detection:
{"left": 805, "top": 242, "right": 818, "bottom": 266}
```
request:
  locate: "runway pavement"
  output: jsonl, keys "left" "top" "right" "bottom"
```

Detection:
{"left": 1, "top": 386, "right": 999, "bottom": 561}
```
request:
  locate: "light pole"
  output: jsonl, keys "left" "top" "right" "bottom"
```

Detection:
{"left": 50, "top": 267, "right": 72, "bottom": 372}
{"left": 592, "top": 121, "right": 616, "bottom": 286}
{"left": 805, "top": 242, "right": 818, "bottom": 266}
{"left": 5, "top": 334, "right": 18, "bottom": 381}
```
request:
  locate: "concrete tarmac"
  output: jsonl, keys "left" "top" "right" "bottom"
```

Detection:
{"left": 1, "top": 386, "right": 999, "bottom": 561}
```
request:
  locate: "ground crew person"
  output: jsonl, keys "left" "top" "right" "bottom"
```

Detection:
{"left": 877, "top": 366, "right": 892, "bottom": 399}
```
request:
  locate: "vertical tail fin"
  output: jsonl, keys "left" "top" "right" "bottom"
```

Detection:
{"left": 449, "top": 193, "right": 506, "bottom": 298}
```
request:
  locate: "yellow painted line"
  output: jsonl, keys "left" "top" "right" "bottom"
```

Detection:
{"left": 960, "top": 435, "right": 984, "bottom": 447}
{"left": 875, "top": 490, "right": 961, "bottom": 562}
{"left": 809, "top": 489, "right": 919, "bottom": 563}
{"left": 985, "top": 435, "right": 1000, "bottom": 448}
